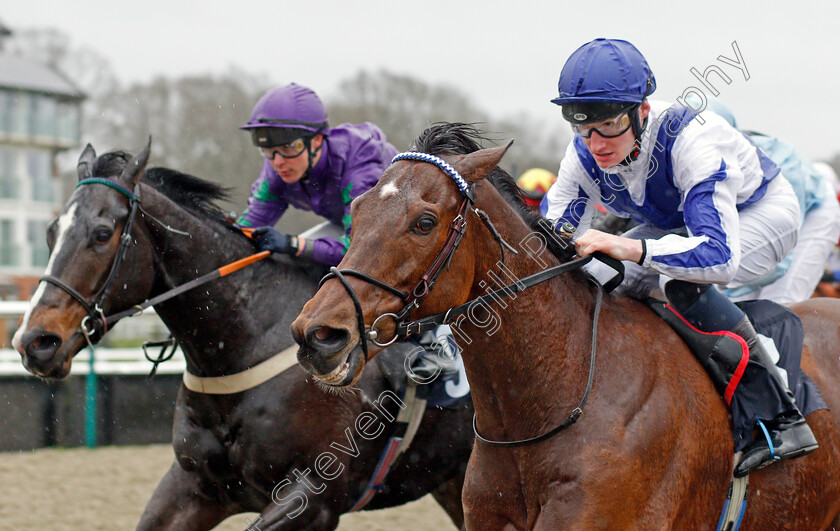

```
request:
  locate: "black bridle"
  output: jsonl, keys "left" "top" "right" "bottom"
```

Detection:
{"left": 320, "top": 192, "right": 474, "bottom": 361}
{"left": 320, "top": 152, "right": 604, "bottom": 447}
{"left": 40, "top": 178, "right": 142, "bottom": 341}
{"left": 37, "top": 178, "right": 270, "bottom": 349}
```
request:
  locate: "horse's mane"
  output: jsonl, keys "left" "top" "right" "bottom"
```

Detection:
{"left": 92, "top": 150, "right": 324, "bottom": 278}
{"left": 410, "top": 123, "right": 575, "bottom": 261}
{"left": 92, "top": 151, "right": 230, "bottom": 222}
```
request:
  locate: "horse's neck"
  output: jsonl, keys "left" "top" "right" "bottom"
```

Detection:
{"left": 139, "top": 189, "right": 319, "bottom": 376}
{"left": 459, "top": 187, "right": 596, "bottom": 439}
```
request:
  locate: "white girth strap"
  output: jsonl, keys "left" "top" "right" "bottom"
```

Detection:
{"left": 348, "top": 380, "right": 429, "bottom": 512}
{"left": 182, "top": 345, "right": 299, "bottom": 394}
{"left": 716, "top": 452, "right": 749, "bottom": 531}
{"left": 395, "top": 382, "right": 428, "bottom": 456}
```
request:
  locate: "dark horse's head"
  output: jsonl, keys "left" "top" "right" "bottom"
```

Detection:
{"left": 12, "top": 138, "right": 229, "bottom": 378}
{"left": 292, "top": 123, "right": 571, "bottom": 387}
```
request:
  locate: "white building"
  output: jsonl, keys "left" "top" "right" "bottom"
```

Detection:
{"left": 0, "top": 22, "right": 85, "bottom": 300}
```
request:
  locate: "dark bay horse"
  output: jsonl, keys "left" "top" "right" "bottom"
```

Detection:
{"left": 12, "top": 141, "right": 473, "bottom": 530}
{"left": 291, "top": 123, "right": 840, "bottom": 529}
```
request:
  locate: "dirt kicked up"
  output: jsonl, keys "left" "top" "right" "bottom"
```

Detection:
{"left": 0, "top": 444, "right": 455, "bottom": 530}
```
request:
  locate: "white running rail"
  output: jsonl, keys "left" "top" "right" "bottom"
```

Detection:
{"left": 0, "top": 301, "right": 185, "bottom": 376}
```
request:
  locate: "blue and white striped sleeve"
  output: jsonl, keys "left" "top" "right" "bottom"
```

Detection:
{"left": 642, "top": 124, "right": 743, "bottom": 284}
{"left": 541, "top": 146, "right": 596, "bottom": 235}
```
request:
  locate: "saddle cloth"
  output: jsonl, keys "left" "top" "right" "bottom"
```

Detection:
{"left": 648, "top": 298, "right": 827, "bottom": 450}
{"left": 375, "top": 327, "right": 471, "bottom": 409}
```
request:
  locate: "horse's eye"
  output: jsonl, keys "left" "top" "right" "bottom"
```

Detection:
{"left": 94, "top": 228, "right": 113, "bottom": 244}
{"left": 413, "top": 216, "right": 436, "bottom": 235}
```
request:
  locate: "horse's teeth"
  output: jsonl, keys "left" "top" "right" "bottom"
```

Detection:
{"left": 316, "top": 361, "right": 350, "bottom": 385}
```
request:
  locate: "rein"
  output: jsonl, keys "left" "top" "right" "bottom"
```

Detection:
{"left": 321, "top": 151, "right": 605, "bottom": 447}
{"left": 103, "top": 250, "right": 270, "bottom": 326}
{"left": 397, "top": 254, "right": 593, "bottom": 337}
{"left": 320, "top": 152, "right": 478, "bottom": 360}
{"left": 473, "top": 283, "right": 603, "bottom": 447}
{"left": 322, "top": 197, "right": 473, "bottom": 356}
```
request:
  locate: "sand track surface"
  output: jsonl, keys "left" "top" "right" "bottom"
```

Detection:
{"left": 0, "top": 444, "right": 455, "bottom": 530}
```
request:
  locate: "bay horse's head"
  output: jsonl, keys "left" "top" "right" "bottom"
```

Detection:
{"left": 12, "top": 139, "right": 155, "bottom": 378}
{"left": 292, "top": 124, "right": 514, "bottom": 388}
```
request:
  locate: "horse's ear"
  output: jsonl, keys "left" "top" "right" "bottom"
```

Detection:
{"left": 119, "top": 136, "right": 152, "bottom": 187}
{"left": 77, "top": 144, "right": 96, "bottom": 181}
{"left": 452, "top": 140, "right": 514, "bottom": 185}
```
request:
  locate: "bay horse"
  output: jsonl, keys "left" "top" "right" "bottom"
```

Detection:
{"left": 291, "top": 123, "right": 840, "bottom": 529}
{"left": 12, "top": 140, "right": 473, "bottom": 530}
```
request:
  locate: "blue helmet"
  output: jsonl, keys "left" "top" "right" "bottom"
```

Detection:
{"left": 552, "top": 39, "right": 656, "bottom": 125}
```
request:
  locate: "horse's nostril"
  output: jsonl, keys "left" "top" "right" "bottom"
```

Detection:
{"left": 308, "top": 326, "right": 349, "bottom": 353}
{"left": 299, "top": 326, "right": 353, "bottom": 376}
{"left": 25, "top": 333, "right": 62, "bottom": 362}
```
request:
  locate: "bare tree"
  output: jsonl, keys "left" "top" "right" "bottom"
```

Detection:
{"left": 326, "top": 69, "right": 570, "bottom": 178}
{"left": 327, "top": 69, "right": 489, "bottom": 152}
{"left": 13, "top": 28, "right": 574, "bottom": 229}
{"left": 85, "top": 71, "right": 273, "bottom": 212}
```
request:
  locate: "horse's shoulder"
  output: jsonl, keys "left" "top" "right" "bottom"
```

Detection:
{"left": 605, "top": 295, "right": 679, "bottom": 332}
{"left": 790, "top": 298, "right": 840, "bottom": 354}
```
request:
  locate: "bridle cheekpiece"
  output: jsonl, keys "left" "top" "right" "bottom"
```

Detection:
{"left": 319, "top": 152, "right": 477, "bottom": 360}
{"left": 39, "top": 178, "right": 142, "bottom": 346}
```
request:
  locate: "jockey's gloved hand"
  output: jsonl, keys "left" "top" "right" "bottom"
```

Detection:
{"left": 252, "top": 227, "right": 297, "bottom": 255}
{"left": 583, "top": 251, "right": 625, "bottom": 293}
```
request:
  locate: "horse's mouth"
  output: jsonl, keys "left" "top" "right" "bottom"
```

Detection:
{"left": 23, "top": 351, "right": 73, "bottom": 380}
{"left": 312, "top": 346, "right": 366, "bottom": 388}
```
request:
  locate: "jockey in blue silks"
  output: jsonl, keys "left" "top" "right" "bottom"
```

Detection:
{"left": 541, "top": 38, "right": 818, "bottom": 477}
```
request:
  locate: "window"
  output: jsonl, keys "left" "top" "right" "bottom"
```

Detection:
{"left": 8, "top": 91, "right": 28, "bottom": 136}
{"left": 27, "top": 150, "right": 53, "bottom": 202}
{"left": 27, "top": 220, "right": 49, "bottom": 267}
{"left": 56, "top": 101, "right": 81, "bottom": 142}
{"left": 30, "top": 94, "right": 57, "bottom": 138}
{"left": 0, "top": 147, "right": 18, "bottom": 199}
{"left": 0, "top": 220, "right": 17, "bottom": 266}
{"left": 0, "top": 90, "right": 11, "bottom": 133}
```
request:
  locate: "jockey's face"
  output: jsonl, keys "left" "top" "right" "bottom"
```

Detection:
{"left": 582, "top": 101, "right": 650, "bottom": 169}
{"left": 268, "top": 134, "right": 324, "bottom": 183}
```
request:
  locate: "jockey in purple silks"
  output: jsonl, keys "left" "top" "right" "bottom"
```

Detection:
{"left": 238, "top": 84, "right": 461, "bottom": 381}
{"left": 238, "top": 83, "right": 398, "bottom": 267}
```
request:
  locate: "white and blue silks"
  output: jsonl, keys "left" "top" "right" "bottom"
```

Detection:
{"left": 722, "top": 135, "right": 840, "bottom": 302}
{"left": 541, "top": 100, "right": 801, "bottom": 296}
{"left": 682, "top": 95, "right": 840, "bottom": 302}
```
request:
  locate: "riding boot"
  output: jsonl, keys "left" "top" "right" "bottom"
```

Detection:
{"left": 663, "top": 280, "right": 818, "bottom": 477}
{"left": 730, "top": 316, "right": 818, "bottom": 477}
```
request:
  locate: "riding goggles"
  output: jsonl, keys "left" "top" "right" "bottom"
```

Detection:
{"left": 571, "top": 112, "right": 633, "bottom": 139}
{"left": 259, "top": 138, "right": 307, "bottom": 160}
